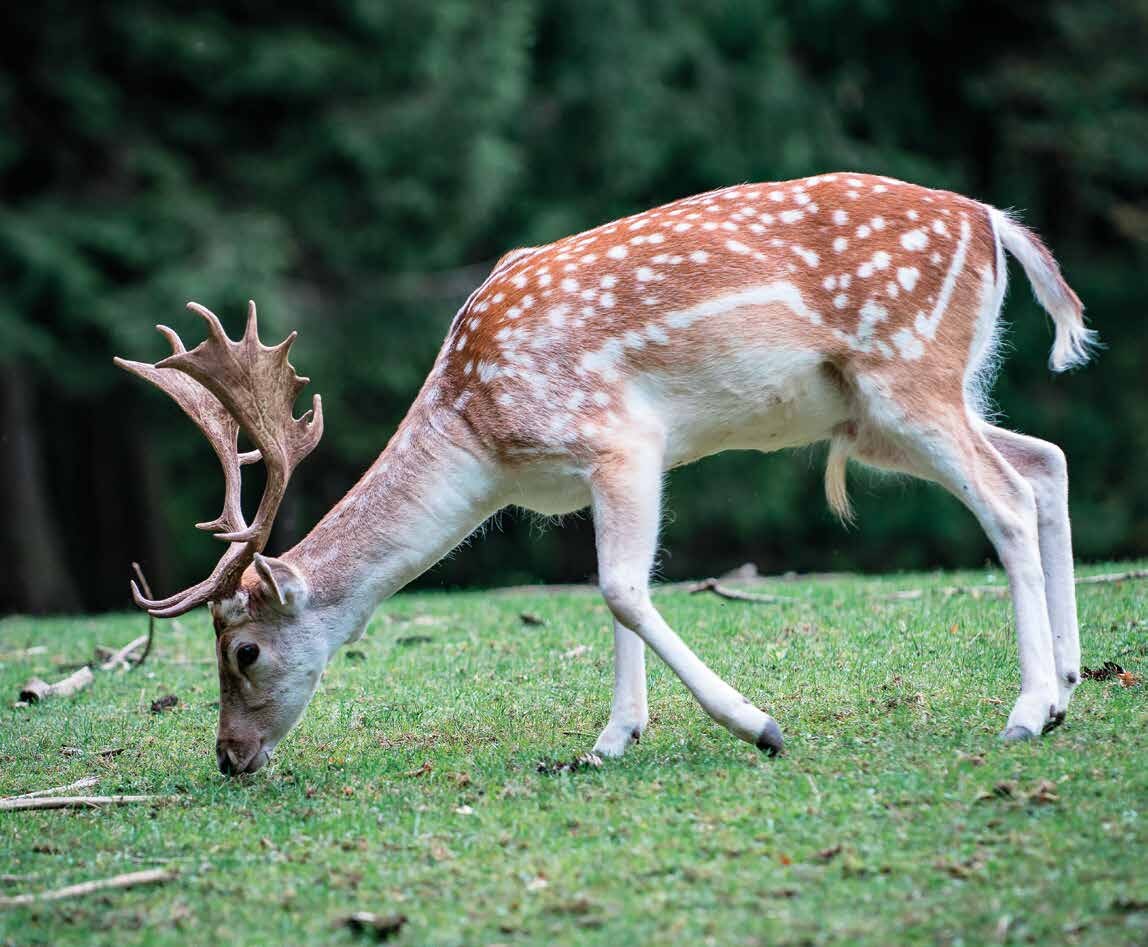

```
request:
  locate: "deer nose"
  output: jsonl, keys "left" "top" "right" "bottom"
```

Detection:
{"left": 216, "top": 740, "right": 243, "bottom": 776}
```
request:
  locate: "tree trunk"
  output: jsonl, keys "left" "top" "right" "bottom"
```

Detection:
{"left": 0, "top": 366, "right": 80, "bottom": 612}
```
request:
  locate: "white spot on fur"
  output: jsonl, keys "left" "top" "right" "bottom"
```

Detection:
{"left": 779, "top": 209, "right": 803, "bottom": 224}
{"left": 833, "top": 293, "right": 849, "bottom": 309}
{"left": 897, "top": 266, "right": 920, "bottom": 292}
{"left": 900, "top": 229, "right": 929, "bottom": 251}
{"left": 833, "top": 209, "right": 848, "bottom": 225}
{"left": 636, "top": 266, "right": 656, "bottom": 282}
{"left": 607, "top": 246, "right": 628, "bottom": 260}
{"left": 726, "top": 239, "right": 752, "bottom": 255}
{"left": 833, "top": 236, "right": 848, "bottom": 253}
{"left": 792, "top": 245, "right": 820, "bottom": 267}
{"left": 893, "top": 327, "right": 924, "bottom": 359}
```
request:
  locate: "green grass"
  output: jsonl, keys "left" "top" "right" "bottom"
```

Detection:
{"left": 1, "top": 564, "right": 1146, "bottom": 945}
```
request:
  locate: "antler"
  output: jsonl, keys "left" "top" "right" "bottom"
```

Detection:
{"left": 115, "top": 301, "right": 324, "bottom": 617}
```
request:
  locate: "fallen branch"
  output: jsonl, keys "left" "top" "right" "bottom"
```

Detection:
{"left": 0, "top": 646, "right": 47, "bottom": 662}
{"left": 0, "top": 794, "right": 179, "bottom": 812}
{"left": 884, "top": 568, "right": 1148, "bottom": 602}
{"left": 1076, "top": 568, "right": 1148, "bottom": 586}
{"left": 0, "top": 867, "right": 176, "bottom": 908}
{"left": 8, "top": 776, "right": 99, "bottom": 800}
{"left": 18, "top": 666, "right": 93, "bottom": 704}
{"left": 99, "top": 634, "right": 149, "bottom": 672}
{"left": 689, "top": 578, "right": 792, "bottom": 604}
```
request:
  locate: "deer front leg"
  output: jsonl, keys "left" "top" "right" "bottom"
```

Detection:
{"left": 590, "top": 445, "right": 783, "bottom": 755}
{"left": 592, "top": 620, "right": 649, "bottom": 758}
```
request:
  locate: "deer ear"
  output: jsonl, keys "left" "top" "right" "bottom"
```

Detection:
{"left": 252, "top": 554, "right": 310, "bottom": 614}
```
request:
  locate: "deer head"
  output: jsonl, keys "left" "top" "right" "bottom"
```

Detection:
{"left": 116, "top": 301, "right": 325, "bottom": 775}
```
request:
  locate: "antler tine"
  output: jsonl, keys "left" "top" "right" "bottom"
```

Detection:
{"left": 185, "top": 301, "right": 234, "bottom": 348}
{"left": 243, "top": 299, "right": 260, "bottom": 345}
{"left": 155, "top": 324, "right": 188, "bottom": 356}
{"left": 129, "top": 543, "right": 251, "bottom": 618}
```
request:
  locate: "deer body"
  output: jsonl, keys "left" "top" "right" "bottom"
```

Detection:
{"left": 120, "top": 172, "right": 1093, "bottom": 774}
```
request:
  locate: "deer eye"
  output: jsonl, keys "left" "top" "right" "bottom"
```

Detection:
{"left": 236, "top": 643, "right": 260, "bottom": 670}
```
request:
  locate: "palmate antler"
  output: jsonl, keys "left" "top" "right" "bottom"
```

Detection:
{"left": 115, "top": 301, "right": 323, "bottom": 618}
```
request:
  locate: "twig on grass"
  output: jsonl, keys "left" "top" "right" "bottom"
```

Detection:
{"left": 99, "top": 634, "right": 149, "bottom": 672}
{"left": 18, "top": 666, "right": 94, "bottom": 704}
{"left": 689, "top": 578, "right": 792, "bottom": 604}
{"left": 884, "top": 568, "right": 1148, "bottom": 602}
{"left": 8, "top": 776, "right": 100, "bottom": 800}
{"left": 0, "top": 794, "right": 179, "bottom": 813}
{"left": 0, "top": 646, "right": 47, "bottom": 662}
{"left": 0, "top": 867, "right": 176, "bottom": 908}
{"left": 1075, "top": 568, "right": 1148, "bottom": 586}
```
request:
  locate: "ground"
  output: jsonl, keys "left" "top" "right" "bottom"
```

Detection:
{"left": 1, "top": 564, "right": 1145, "bottom": 946}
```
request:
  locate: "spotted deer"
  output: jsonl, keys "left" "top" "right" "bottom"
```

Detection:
{"left": 118, "top": 172, "right": 1094, "bottom": 775}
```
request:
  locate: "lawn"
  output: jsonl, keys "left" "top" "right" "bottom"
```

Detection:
{"left": 1, "top": 564, "right": 1145, "bottom": 945}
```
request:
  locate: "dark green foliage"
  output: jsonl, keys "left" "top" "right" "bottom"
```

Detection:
{"left": 2, "top": 2, "right": 1145, "bottom": 611}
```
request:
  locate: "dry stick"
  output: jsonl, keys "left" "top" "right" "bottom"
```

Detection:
{"left": 884, "top": 569, "right": 1148, "bottom": 602}
{"left": 131, "top": 562, "right": 157, "bottom": 670}
{"left": 99, "top": 635, "right": 149, "bottom": 672}
{"left": 19, "top": 666, "right": 94, "bottom": 703}
{"left": 1076, "top": 568, "right": 1148, "bottom": 585}
{"left": 689, "top": 578, "right": 793, "bottom": 604}
{"left": 0, "top": 794, "right": 178, "bottom": 813}
{"left": 0, "top": 646, "right": 47, "bottom": 662}
{"left": 8, "top": 776, "right": 100, "bottom": 800}
{"left": 0, "top": 867, "right": 176, "bottom": 908}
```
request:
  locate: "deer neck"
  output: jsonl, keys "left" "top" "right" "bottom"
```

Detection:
{"left": 286, "top": 409, "right": 500, "bottom": 645}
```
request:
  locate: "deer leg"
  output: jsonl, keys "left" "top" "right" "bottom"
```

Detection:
{"left": 981, "top": 425, "right": 1080, "bottom": 721}
{"left": 592, "top": 620, "right": 649, "bottom": 758}
{"left": 590, "top": 445, "right": 783, "bottom": 754}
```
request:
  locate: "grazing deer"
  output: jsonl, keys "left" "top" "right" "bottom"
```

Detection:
{"left": 117, "top": 173, "right": 1094, "bottom": 775}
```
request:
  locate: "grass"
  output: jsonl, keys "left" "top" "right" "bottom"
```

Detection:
{"left": 1, "top": 564, "right": 1145, "bottom": 946}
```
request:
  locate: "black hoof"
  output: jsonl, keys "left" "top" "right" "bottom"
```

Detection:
{"left": 1001, "top": 725, "right": 1036, "bottom": 742}
{"left": 755, "top": 719, "right": 784, "bottom": 756}
{"left": 1042, "top": 710, "right": 1067, "bottom": 734}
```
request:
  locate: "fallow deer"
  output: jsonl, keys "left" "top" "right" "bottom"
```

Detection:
{"left": 117, "top": 172, "right": 1094, "bottom": 775}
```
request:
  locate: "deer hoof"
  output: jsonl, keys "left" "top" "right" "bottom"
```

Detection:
{"left": 1042, "top": 710, "right": 1067, "bottom": 734}
{"left": 755, "top": 719, "right": 784, "bottom": 756}
{"left": 1001, "top": 725, "right": 1037, "bottom": 742}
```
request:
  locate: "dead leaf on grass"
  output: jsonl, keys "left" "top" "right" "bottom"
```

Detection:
{"left": 150, "top": 695, "right": 179, "bottom": 714}
{"left": 520, "top": 612, "right": 546, "bottom": 626}
{"left": 1081, "top": 661, "right": 1125, "bottom": 681}
{"left": 402, "top": 761, "right": 432, "bottom": 778}
{"left": 814, "top": 844, "right": 843, "bottom": 861}
{"left": 339, "top": 911, "right": 407, "bottom": 941}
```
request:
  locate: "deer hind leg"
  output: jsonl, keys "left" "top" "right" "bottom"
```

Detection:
{"left": 981, "top": 425, "right": 1080, "bottom": 721}
{"left": 592, "top": 620, "right": 649, "bottom": 758}
{"left": 590, "top": 442, "right": 784, "bottom": 755}
{"left": 847, "top": 404, "right": 1059, "bottom": 740}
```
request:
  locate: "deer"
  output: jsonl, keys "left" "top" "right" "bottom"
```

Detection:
{"left": 116, "top": 172, "right": 1095, "bottom": 776}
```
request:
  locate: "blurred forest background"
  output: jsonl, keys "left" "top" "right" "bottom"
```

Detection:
{"left": 2, "top": 1, "right": 1146, "bottom": 614}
